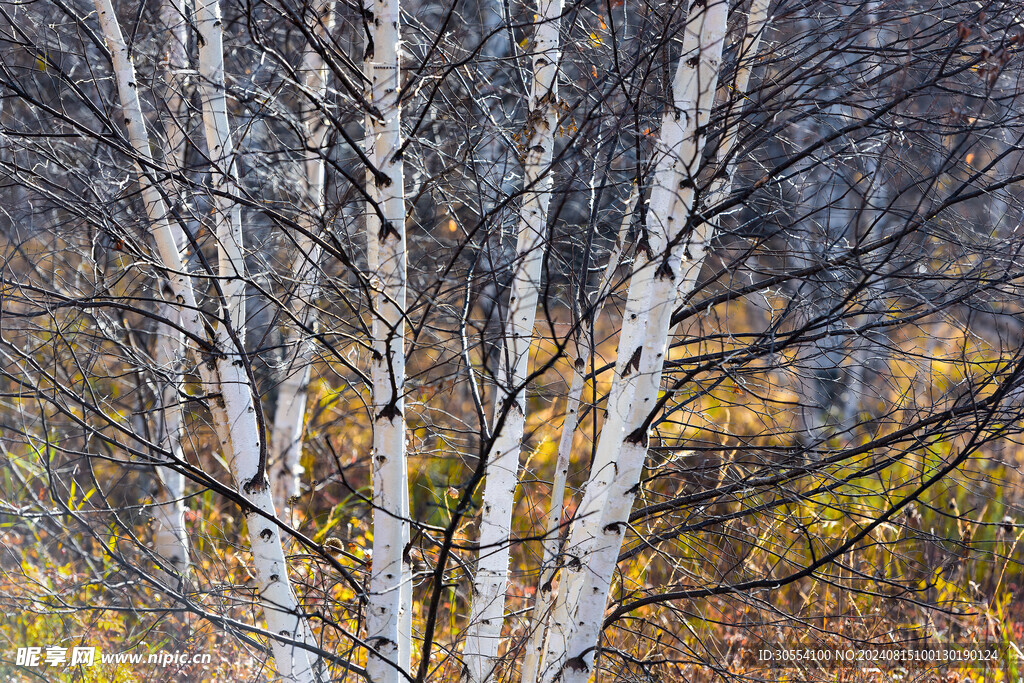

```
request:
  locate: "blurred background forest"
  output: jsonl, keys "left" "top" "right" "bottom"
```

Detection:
{"left": 2, "top": 0, "right": 1024, "bottom": 680}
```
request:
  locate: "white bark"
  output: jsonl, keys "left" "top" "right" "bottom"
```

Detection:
{"left": 701, "top": 0, "right": 769, "bottom": 214}
{"left": 520, "top": 186, "right": 636, "bottom": 683}
{"left": 537, "top": 3, "right": 730, "bottom": 681}
{"left": 270, "top": 2, "right": 334, "bottom": 514}
{"left": 363, "top": 0, "right": 412, "bottom": 678}
{"left": 150, "top": 300, "right": 190, "bottom": 582}
{"left": 149, "top": 0, "right": 191, "bottom": 580}
{"left": 93, "top": 1, "right": 316, "bottom": 678}
{"left": 92, "top": 0, "right": 199, "bottom": 338}
{"left": 192, "top": 1, "right": 317, "bottom": 676}
{"left": 665, "top": 0, "right": 769, "bottom": 306}
{"left": 462, "top": 1, "right": 561, "bottom": 679}
{"left": 159, "top": 0, "right": 189, "bottom": 173}
{"left": 194, "top": 0, "right": 245, "bottom": 325}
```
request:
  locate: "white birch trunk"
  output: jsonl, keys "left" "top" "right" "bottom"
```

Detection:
{"left": 159, "top": 0, "right": 189, "bottom": 173}
{"left": 149, "top": 0, "right": 191, "bottom": 580}
{"left": 537, "top": 3, "right": 730, "bottom": 681}
{"left": 192, "top": 1, "right": 318, "bottom": 677}
{"left": 93, "top": 1, "right": 316, "bottom": 678}
{"left": 520, "top": 186, "right": 636, "bottom": 683}
{"left": 664, "top": 0, "right": 768, "bottom": 306}
{"left": 150, "top": 300, "right": 190, "bottom": 582}
{"left": 363, "top": 0, "right": 412, "bottom": 677}
{"left": 270, "top": 2, "right": 334, "bottom": 514}
{"left": 92, "top": 0, "right": 200, "bottom": 354}
{"left": 462, "top": 1, "right": 561, "bottom": 679}
{"left": 700, "top": 0, "right": 769, "bottom": 216}
{"left": 194, "top": 0, "right": 245, "bottom": 326}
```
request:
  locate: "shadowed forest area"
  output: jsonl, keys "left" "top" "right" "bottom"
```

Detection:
{"left": 2, "top": 0, "right": 1024, "bottom": 680}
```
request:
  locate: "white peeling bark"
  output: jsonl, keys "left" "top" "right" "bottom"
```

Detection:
{"left": 194, "top": 0, "right": 245, "bottom": 325}
{"left": 149, "top": 0, "right": 191, "bottom": 581}
{"left": 363, "top": 0, "right": 412, "bottom": 678}
{"left": 192, "top": 1, "right": 317, "bottom": 677}
{"left": 93, "top": 0, "right": 315, "bottom": 678}
{"left": 150, "top": 299, "right": 190, "bottom": 582}
{"left": 537, "top": 3, "right": 730, "bottom": 682}
{"left": 701, "top": 0, "right": 769, "bottom": 215}
{"left": 462, "top": 0, "right": 561, "bottom": 679}
{"left": 270, "top": 2, "right": 335, "bottom": 514}
{"left": 520, "top": 186, "right": 636, "bottom": 683}
{"left": 666, "top": 0, "right": 769, "bottom": 306}
{"left": 159, "top": 0, "right": 189, "bottom": 173}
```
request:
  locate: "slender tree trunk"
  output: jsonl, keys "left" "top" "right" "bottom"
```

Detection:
{"left": 790, "top": 3, "right": 861, "bottom": 445}
{"left": 93, "top": 1, "right": 316, "bottom": 678}
{"left": 149, "top": 0, "right": 191, "bottom": 581}
{"left": 462, "top": 1, "right": 561, "bottom": 679}
{"left": 159, "top": 0, "right": 189, "bottom": 173}
{"left": 150, "top": 300, "right": 190, "bottom": 583}
{"left": 701, "top": 0, "right": 770, "bottom": 217}
{"left": 363, "top": 0, "right": 412, "bottom": 677}
{"left": 194, "top": 0, "right": 244, "bottom": 325}
{"left": 191, "top": 0, "right": 319, "bottom": 677}
{"left": 520, "top": 185, "right": 636, "bottom": 683}
{"left": 842, "top": 1, "right": 892, "bottom": 426}
{"left": 270, "top": 2, "right": 334, "bottom": 515}
{"left": 537, "top": 3, "right": 730, "bottom": 681}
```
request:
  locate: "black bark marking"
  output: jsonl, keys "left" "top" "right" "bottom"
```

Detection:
{"left": 565, "top": 654, "right": 589, "bottom": 672}
{"left": 622, "top": 347, "right": 642, "bottom": 378}
{"left": 625, "top": 426, "right": 649, "bottom": 446}
{"left": 243, "top": 472, "right": 269, "bottom": 494}
{"left": 377, "top": 400, "right": 403, "bottom": 422}
{"left": 655, "top": 259, "right": 675, "bottom": 280}
{"left": 377, "top": 219, "right": 399, "bottom": 241}
{"left": 636, "top": 228, "right": 652, "bottom": 259}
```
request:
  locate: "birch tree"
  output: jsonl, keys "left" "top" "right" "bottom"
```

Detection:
{"left": 269, "top": 1, "right": 335, "bottom": 515}
{"left": 538, "top": 2, "right": 730, "bottom": 679}
{"left": 463, "top": 0, "right": 562, "bottom": 678}
{"left": 92, "top": 0, "right": 315, "bottom": 678}
{"left": 519, "top": 183, "right": 635, "bottom": 683}
{"left": 147, "top": 0, "right": 192, "bottom": 582}
{"left": 3, "top": 0, "right": 1024, "bottom": 680}
{"left": 363, "top": 0, "right": 412, "bottom": 676}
